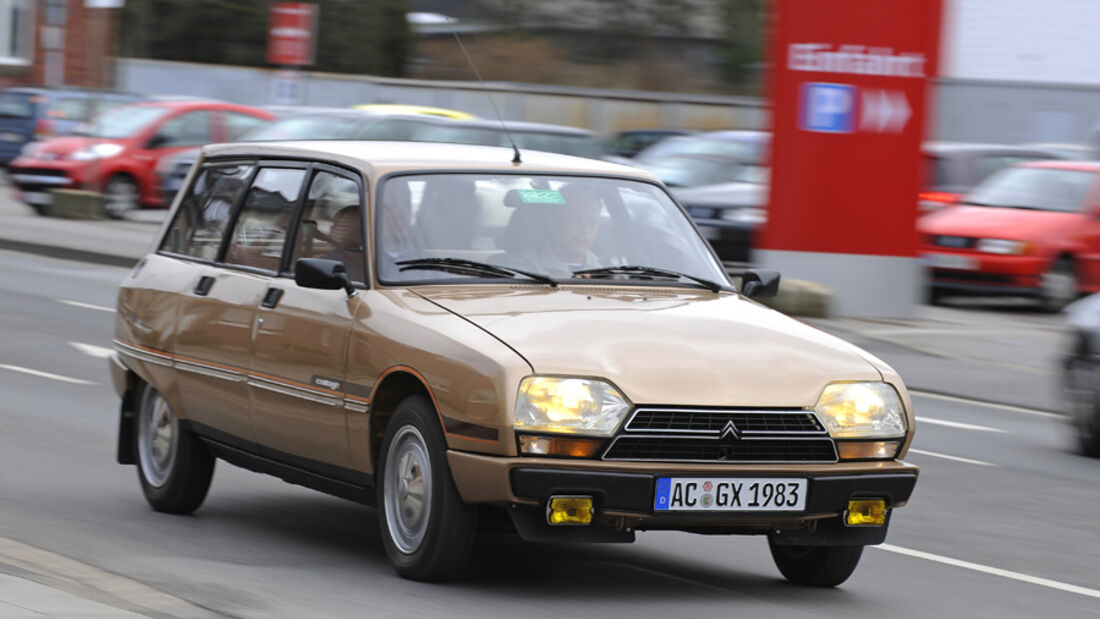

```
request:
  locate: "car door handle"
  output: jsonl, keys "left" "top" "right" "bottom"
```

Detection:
{"left": 261, "top": 287, "right": 284, "bottom": 309}
{"left": 193, "top": 275, "right": 215, "bottom": 296}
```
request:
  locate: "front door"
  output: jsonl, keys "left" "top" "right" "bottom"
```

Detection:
{"left": 248, "top": 167, "right": 365, "bottom": 470}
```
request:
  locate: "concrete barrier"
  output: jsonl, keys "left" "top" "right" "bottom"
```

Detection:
{"left": 45, "top": 190, "right": 107, "bottom": 220}
{"left": 757, "top": 278, "right": 833, "bottom": 318}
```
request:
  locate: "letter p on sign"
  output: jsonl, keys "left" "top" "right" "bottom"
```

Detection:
{"left": 799, "top": 82, "right": 856, "bottom": 133}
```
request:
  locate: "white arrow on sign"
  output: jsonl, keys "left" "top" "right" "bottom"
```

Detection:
{"left": 859, "top": 88, "right": 911, "bottom": 133}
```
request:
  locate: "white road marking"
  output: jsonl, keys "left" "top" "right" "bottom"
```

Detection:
{"left": 907, "top": 448, "right": 998, "bottom": 467}
{"left": 916, "top": 416, "right": 1009, "bottom": 433}
{"left": 58, "top": 299, "right": 114, "bottom": 313}
{"left": 0, "top": 364, "right": 95, "bottom": 385}
{"left": 874, "top": 544, "right": 1100, "bottom": 601}
{"left": 69, "top": 342, "right": 113, "bottom": 359}
{"left": 911, "top": 390, "right": 1063, "bottom": 419}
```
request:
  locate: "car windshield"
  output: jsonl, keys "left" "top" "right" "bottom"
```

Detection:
{"left": 964, "top": 166, "right": 1096, "bottom": 213}
{"left": 0, "top": 91, "right": 34, "bottom": 118}
{"left": 375, "top": 173, "right": 729, "bottom": 287}
{"left": 242, "top": 116, "right": 359, "bottom": 141}
{"left": 636, "top": 134, "right": 768, "bottom": 165}
{"left": 85, "top": 105, "right": 171, "bottom": 138}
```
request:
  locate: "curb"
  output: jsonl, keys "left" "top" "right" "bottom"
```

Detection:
{"left": 0, "top": 237, "right": 139, "bottom": 268}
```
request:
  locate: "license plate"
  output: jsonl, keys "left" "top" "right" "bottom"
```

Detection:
{"left": 654, "top": 477, "right": 807, "bottom": 512}
{"left": 22, "top": 191, "right": 50, "bottom": 205}
{"left": 921, "top": 252, "right": 977, "bottom": 270}
{"left": 0, "top": 132, "right": 21, "bottom": 142}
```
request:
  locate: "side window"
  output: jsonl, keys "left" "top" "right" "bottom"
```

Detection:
{"left": 159, "top": 163, "right": 254, "bottom": 260}
{"left": 226, "top": 112, "right": 267, "bottom": 140}
{"left": 154, "top": 111, "right": 212, "bottom": 149}
{"left": 290, "top": 171, "right": 365, "bottom": 284}
{"left": 225, "top": 167, "right": 307, "bottom": 272}
{"left": 48, "top": 97, "right": 88, "bottom": 121}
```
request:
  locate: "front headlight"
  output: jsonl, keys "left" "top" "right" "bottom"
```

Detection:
{"left": 68, "top": 143, "right": 124, "bottom": 161}
{"left": 514, "top": 376, "right": 630, "bottom": 436}
{"left": 976, "top": 238, "right": 1031, "bottom": 255}
{"left": 814, "top": 382, "right": 907, "bottom": 438}
{"left": 720, "top": 207, "right": 767, "bottom": 225}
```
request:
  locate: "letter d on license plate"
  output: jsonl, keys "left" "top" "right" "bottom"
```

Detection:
{"left": 654, "top": 477, "right": 807, "bottom": 512}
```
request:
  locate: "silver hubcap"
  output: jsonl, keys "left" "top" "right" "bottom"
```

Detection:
{"left": 138, "top": 390, "right": 178, "bottom": 488}
{"left": 383, "top": 426, "right": 432, "bottom": 554}
{"left": 1042, "top": 267, "right": 1075, "bottom": 306}
{"left": 105, "top": 179, "right": 138, "bottom": 216}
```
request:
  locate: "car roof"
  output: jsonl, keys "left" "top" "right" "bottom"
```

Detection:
{"left": 202, "top": 140, "right": 658, "bottom": 183}
{"left": 431, "top": 117, "right": 595, "bottom": 136}
{"left": 922, "top": 141, "right": 1059, "bottom": 155}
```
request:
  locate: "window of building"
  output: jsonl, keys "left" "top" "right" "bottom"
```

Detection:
{"left": 0, "top": 0, "right": 35, "bottom": 65}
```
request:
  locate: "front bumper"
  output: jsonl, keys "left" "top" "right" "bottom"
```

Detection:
{"left": 921, "top": 251, "right": 1046, "bottom": 295}
{"left": 448, "top": 451, "right": 917, "bottom": 542}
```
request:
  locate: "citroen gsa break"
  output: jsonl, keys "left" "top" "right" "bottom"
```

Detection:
{"left": 110, "top": 140, "right": 918, "bottom": 586}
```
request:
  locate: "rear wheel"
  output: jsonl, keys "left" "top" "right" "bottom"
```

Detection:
{"left": 1066, "top": 353, "right": 1100, "bottom": 457}
{"left": 104, "top": 174, "right": 140, "bottom": 219}
{"left": 377, "top": 395, "right": 477, "bottom": 581}
{"left": 1039, "top": 258, "right": 1077, "bottom": 312}
{"left": 768, "top": 538, "right": 864, "bottom": 587}
{"left": 135, "top": 384, "right": 215, "bottom": 513}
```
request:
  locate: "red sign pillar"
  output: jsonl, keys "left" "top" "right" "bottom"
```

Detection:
{"left": 758, "top": 0, "right": 942, "bottom": 317}
{"left": 267, "top": 2, "right": 318, "bottom": 67}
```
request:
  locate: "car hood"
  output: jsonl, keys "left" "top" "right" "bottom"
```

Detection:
{"left": 920, "top": 204, "right": 1077, "bottom": 239}
{"left": 414, "top": 286, "right": 882, "bottom": 407}
{"left": 672, "top": 182, "right": 767, "bottom": 208}
{"left": 22, "top": 136, "right": 127, "bottom": 160}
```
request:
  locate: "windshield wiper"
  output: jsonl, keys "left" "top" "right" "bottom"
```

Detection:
{"left": 396, "top": 257, "right": 557, "bottom": 287}
{"left": 572, "top": 265, "right": 728, "bottom": 293}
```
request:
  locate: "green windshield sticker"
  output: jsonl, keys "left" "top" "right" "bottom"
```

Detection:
{"left": 517, "top": 189, "right": 565, "bottom": 204}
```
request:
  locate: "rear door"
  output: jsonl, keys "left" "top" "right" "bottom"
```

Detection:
{"left": 248, "top": 165, "right": 365, "bottom": 470}
{"left": 159, "top": 160, "right": 261, "bottom": 442}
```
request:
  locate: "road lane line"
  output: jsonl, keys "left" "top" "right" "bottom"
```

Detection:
{"left": 911, "top": 390, "right": 1062, "bottom": 419}
{"left": 69, "top": 342, "right": 114, "bottom": 359}
{"left": 915, "top": 416, "right": 1009, "bottom": 433}
{"left": 58, "top": 299, "right": 114, "bottom": 313}
{"left": 874, "top": 544, "right": 1100, "bottom": 601}
{"left": 907, "top": 448, "right": 998, "bottom": 467}
{"left": 0, "top": 365, "right": 95, "bottom": 385}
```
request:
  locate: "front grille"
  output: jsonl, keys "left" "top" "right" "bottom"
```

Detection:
{"left": 626, "top": 408, "right": 824, "bottom": 434}
{"left": 11, "top": 167, "right": 68, "bottom": 178}
{"left": 932, "top": 235, "right": 975, "bottom": 249}
{"left": 603, "top": 435, "right": 837, "bottom": 463}
{"left": 604, "top": 407, "right": 837, "bottom": 463}
{"left": 931, "top": 269, "right": 1013, "bottom": 284}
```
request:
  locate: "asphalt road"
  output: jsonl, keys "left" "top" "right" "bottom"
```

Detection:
{"left": 0, "top": 249, "right": 1098, "bottom": 618}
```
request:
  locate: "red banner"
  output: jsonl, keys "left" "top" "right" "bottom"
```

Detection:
{"left": 267, "top": 2, "right": 317, "bottom": 67}
{"left": 760, "top": 0, "right": 943, "bottom": 257}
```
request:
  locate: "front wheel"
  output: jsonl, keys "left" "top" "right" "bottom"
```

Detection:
{"left": 1039, "top": 258, "right": 1077, "bottom": 312}
{"left": 104, "top": 175, "right": 140, "bottom": 219}
{"left": 377, "top": 395, "right": 477, "bottom": 581}
{"left": 135, "top": 384, "right": 215, "bottom": 513}
{"left": 768, "top": 538, "right": 864, "bottom": 587}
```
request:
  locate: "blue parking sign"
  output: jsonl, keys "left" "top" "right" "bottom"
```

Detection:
{"left": 799, "top": 83, "right": 856, "bottom": 133}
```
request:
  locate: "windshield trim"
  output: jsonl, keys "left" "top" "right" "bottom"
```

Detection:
{"left": 371, "top": 169, "right": 731, "bottom": 289}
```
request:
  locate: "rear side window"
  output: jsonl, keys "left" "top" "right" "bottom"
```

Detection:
{"left": 226, "top": 112, "right": 268, "bottom": 140}
{"left": 225, "top": 167, "right": 307, "bottom": 272}
{"left": 48, "top": 97, "right": 89, "bottom": 121}
{"left": 160, "top": 163, "right": 255, "bottom": 260}
{"left": 0, "top": 91, "right": 34, "bottom": 118}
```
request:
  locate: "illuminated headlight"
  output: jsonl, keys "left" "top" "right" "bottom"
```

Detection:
{"left": 68, "top": 143, "right": 123, "bottom": 161}
{"left": 814, "top": 382, "right": 907, "bottom": 438}
{"left": 975, "top": 238, "right": 1030, "bottom": 255}
{"left": 514, "top": 376, "right": 630, "bottom": 436}
{"left": 720, "top": 207, "right": 767, "bottom": 225}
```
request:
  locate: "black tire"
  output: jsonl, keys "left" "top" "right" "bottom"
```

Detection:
{"left": 377, "top": 395, "right": 477, "bottom": 581}
{"left": 104, "top": 174, "right": 140, "bottom": 220}
{"left": 1039, "top": 258, "right": 1077, "bottom": 312}
{"left": 768, "top": 538, "right": 864, "bottom": 587}
{"left": 1066, "top": 354, "right": 1100, "bottom": 458}
{"left": 135, "top": 384, "right": 215, "bottom": 514}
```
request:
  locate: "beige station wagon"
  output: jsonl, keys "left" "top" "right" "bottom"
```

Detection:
{"left": 110, "top": 140, "right": 918, "bottom": 586}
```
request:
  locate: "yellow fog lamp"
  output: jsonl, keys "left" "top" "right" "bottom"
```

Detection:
{"left": 846, "top": 499, "right": 887, "bottom": 526}
{"left": 547, "top": 496, "right": 594, "bottom": 526}
{"left": 837, "top": 440, "right": 901, "bottom": 460}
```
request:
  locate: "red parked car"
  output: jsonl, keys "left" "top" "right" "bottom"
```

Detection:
{"left": 919, "top": 160, "right": 1100, "bottom": 310}
{"left": 8, "top": 100, "right": 274, "bottom": 218}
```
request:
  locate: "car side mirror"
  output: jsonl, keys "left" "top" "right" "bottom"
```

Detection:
{"left": 741, "top": 269, "right": 780, "bottom": 299}
{"left": 295, "top": 258, "right": 356, "bottom": 297}
{"left": 146, "top": 133, "right": 169, "bottom": 149}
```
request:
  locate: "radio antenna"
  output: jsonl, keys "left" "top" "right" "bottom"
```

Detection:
{"left": 451, "top": 28, "right": 522, "bottom": 164}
